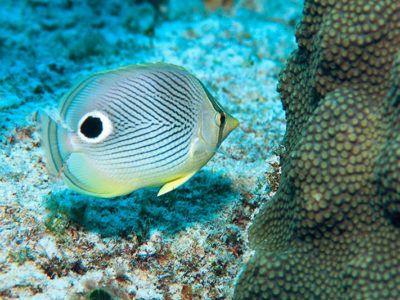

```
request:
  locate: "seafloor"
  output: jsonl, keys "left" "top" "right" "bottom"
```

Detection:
{"left": 0, "top": 0, "right": 301, "bottom": 299}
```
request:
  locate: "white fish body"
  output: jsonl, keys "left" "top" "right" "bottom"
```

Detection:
{"left": 41, "top": 63, "right": 238, "bottom": 197}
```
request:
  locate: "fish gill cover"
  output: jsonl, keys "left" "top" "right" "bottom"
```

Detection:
{"left": 0, "top": 0, "right": 302, "bottom": 299}
{"left": 235, "top": 0, "right": 400, "bottom": 299}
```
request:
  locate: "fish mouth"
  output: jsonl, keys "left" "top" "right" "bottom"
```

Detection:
{"left": 223, "top": 113, "right": 239, "bottom": 139}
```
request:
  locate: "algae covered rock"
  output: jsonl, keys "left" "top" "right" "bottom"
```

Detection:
{"left": 235, "top": 0, "right": 400, "bottom": 299}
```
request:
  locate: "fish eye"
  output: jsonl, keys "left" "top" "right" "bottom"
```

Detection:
{"left": 220, "top": 113, "right": 226, "bottom": 125}
{"left": 215, "top": 112, "right": 226, "bottom": 126}
{"left": 78, "top": 111, "right": 113, "bottom": 143}
{"left": 214, "top": 113, "right": 221, "bottom": 126}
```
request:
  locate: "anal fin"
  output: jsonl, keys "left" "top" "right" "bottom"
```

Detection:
{"left": 157, "top": 172, "right": 196, "bottom": 196}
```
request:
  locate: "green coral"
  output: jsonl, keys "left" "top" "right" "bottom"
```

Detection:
{"left": 235, "top": 0, "right": 400, "bottom": 299}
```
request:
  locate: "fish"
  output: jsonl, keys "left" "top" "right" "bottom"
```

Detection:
{"left": 41, "top": 63, "right": 239, "bottom": 198}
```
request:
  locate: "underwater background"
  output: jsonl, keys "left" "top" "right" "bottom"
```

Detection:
{"left": 0, "top": 0, "right": 302, "bottom": 299}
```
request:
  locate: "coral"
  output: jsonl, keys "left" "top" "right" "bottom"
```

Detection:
{"left": 235, "top": 0, "right": 400, "bottom": 299}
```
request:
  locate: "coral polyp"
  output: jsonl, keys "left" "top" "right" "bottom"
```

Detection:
{"left": 235, "top": 0, "right": 400, "bottom": 299}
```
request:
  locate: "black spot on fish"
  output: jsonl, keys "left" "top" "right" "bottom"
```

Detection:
{"left": 80, "top": 116, "right": 103, "bottom": 138}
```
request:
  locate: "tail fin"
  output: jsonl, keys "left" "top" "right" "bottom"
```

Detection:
{"left": 40, "top": 111, "right": 72, "bottom": 177}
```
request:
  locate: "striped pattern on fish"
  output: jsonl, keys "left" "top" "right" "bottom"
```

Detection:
{"left": 41, "top": 63, "right": 239, "bottom": 197}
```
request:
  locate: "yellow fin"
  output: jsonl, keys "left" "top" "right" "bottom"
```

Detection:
{"left": 157, "top": 172, "right": 197, "bottom": 196}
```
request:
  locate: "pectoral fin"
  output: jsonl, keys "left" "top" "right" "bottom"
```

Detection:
{"left": 158, "top": 172, "right": 197, "bottom": 196}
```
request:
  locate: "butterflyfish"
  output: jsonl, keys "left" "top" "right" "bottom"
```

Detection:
{"left": 41, "top": 63, "right": 238, "bottom": 198}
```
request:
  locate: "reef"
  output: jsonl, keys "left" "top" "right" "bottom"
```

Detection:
{"left": 235, "top": 0, "right": 400, "bottom": 299}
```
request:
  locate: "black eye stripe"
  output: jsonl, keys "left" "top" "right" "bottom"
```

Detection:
{"left": 220, "top": 113, "right": 226, "bottom": 125}
{"left": 217, "top": 113, "right": 226, "bottom": 146}
{"left": 80, "top": 116, "right": 103, "bottom": 138}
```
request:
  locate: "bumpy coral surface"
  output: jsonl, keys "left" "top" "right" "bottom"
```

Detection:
{"left": 235, "top": 0, "right": 400, "bottom": 299}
